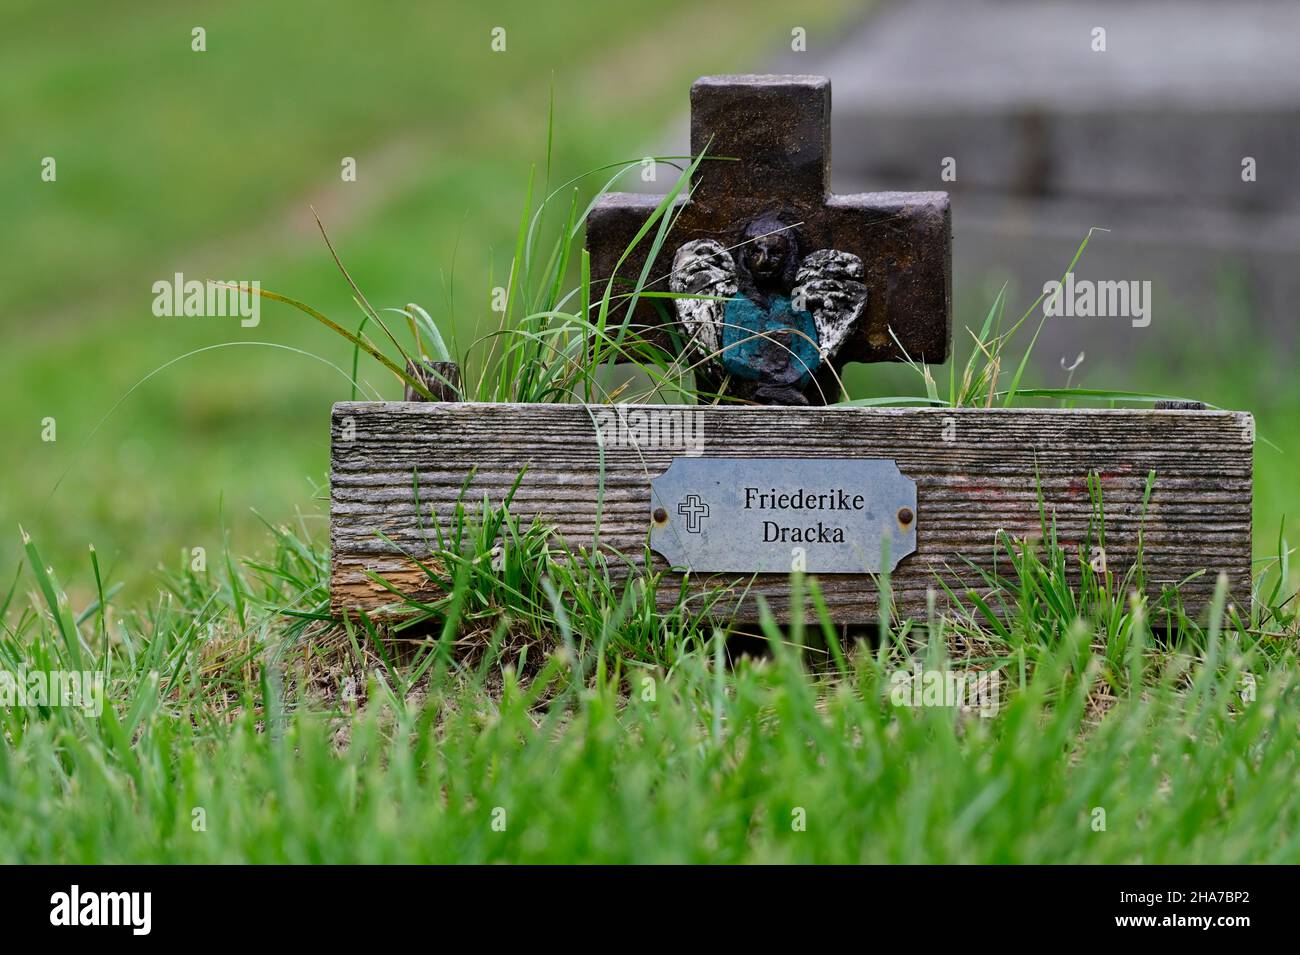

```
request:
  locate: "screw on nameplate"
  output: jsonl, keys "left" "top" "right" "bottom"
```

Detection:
{"left": 586, "top": 74, "right": 952, "bottom": 405}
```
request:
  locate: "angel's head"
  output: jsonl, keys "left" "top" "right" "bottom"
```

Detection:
{"left": 740, "top": 215, "right": 799, "bottom": 289}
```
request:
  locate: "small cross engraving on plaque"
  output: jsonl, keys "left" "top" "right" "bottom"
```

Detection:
{"left": 678, "top": 494, "right": 710, "bottom": 533}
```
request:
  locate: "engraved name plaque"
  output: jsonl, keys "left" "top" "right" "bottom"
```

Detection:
{"left": 648, "top": 457, "right": 917, "bottom": 574}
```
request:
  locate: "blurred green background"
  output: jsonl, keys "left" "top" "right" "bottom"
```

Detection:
{"left": 2, "top": 0, "right": 1293, "bottom": 603}
{"left": 1, "top": 0, "right": 855, "bottom": 598}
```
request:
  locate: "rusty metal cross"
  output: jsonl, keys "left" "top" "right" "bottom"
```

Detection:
{"left": 585, "top": 75, "right": 951, "bottom": 396}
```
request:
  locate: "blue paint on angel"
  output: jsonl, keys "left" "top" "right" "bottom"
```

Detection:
{"left": 668, "top": 215, "right": 869, "bottom": 405}
{"left": 720, "top": 294, "right": 821, "bottom": 385}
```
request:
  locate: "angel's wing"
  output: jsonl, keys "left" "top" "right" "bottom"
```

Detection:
{"left": 669, "top": 239, "right": 737, "bottom": 358}
{"left": 792, "top": 249, "right": 868, "bottom": 363}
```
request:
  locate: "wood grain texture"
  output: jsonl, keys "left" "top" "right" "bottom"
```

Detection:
{"left": 330, "top": 402, "right": 1253, "bottom": 622}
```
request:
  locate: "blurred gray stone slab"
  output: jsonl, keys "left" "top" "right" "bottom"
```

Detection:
{"left": 783, "top": 0, "right": 1300, "bottom": 368}
{"left": 818, "top": 0, "right": 1300, "bottom": 207}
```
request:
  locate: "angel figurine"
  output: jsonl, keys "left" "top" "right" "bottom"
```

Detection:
{"left": 668, "top": 215, "right": 868, "bottom": 405}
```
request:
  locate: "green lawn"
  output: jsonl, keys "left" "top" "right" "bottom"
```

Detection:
{"left": 2, "top": 490, "right": 1296, "bottom": 863}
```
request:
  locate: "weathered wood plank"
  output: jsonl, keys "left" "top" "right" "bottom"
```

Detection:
{"left": 329, "top": 403, "right": 1253, "bottom": 622}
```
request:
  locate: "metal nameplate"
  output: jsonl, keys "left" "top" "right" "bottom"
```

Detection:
{"left": 648, "top": 457, "right": 917, "bottom": 574}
